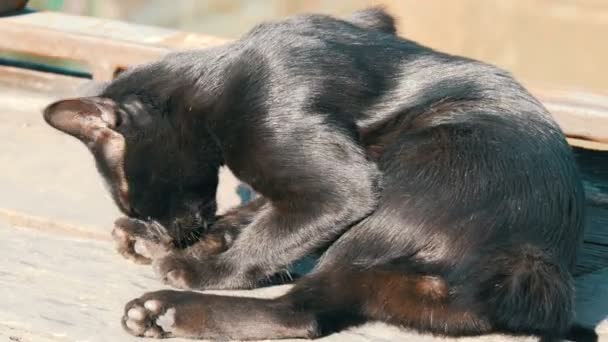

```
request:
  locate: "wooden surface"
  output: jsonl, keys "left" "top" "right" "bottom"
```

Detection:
{"left": 0, "top": 11, "right": 228, "bottom": 80}
{"left": 0, "top": 9, "right": 607, "bottom": 342}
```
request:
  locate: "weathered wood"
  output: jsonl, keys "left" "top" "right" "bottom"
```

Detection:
{"left": 0, "top": 12, "right": 228, "bottom": 81}
{"left": 0, "top": 64, "right": 88, "bottom": 95}
{"left": 532, "top": 87, "right": 608, "bottom": 144}
{"left": 567, "top": 138, "right": 608, "bottom": 151}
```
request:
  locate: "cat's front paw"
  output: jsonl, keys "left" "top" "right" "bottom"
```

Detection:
{"left": 112, "top": 217, "right": 172, "bottom": 264}
{"left": 153, "top": 255, "right": 202, "bottom": 289}
{"left": 122, "top": 290, "right": 206, "bottom": 338}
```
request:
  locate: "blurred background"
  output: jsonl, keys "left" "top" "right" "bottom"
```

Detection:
{"left": 25, "top": 0, "right": 608, "bottom": 93}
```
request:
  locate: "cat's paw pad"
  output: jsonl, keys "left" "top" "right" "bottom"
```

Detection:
{"left": 112, "top": 217, "right": 172, "bottom": 264}
{"left": 122, "top": 291, "right": 206, "bottom": 338}
{"left": 112, "top": 223, "right": 151, "bottom": 265}
{"left": 123, "top": 298, "right": 175, "bottom": 338}
{"left": 153, "top": 255, "right": 199, "bottom": 290}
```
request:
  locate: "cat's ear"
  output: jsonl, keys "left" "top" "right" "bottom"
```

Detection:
{"left": 43, "top": 97, "right": 119, "bottom": 145}
{"left": 43, "top": 97, "right": 131, "bottom": 213}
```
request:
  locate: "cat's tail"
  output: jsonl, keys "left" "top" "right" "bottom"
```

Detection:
{"left": 478, "top": 244, "right": 576, "bottom": 338}
{"left": 347, "top": 7, "right": 397, "bottom": 35}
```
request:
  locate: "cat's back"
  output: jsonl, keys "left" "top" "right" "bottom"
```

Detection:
{"left": 233, "top": 14, "right": 561, "bottom": 133}
{"left": 225, "top": 13, "right": 431, "bottom": 119}
{"left": 235, "top": 12, "right": 422, "bottom": 73}
{"left": 241, "top": 12, "right": 402, "bottom": 48}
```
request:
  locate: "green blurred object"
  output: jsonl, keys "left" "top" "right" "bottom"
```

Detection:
{"left": 46, "top": 0, "right": 63, "bottom": 10}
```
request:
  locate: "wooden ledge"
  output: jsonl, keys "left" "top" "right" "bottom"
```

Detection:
{"left": 0, "top": 11, "right": 228, "bottom": 80}
{"left": 532, "top": 86, "right": 608, "bottom": 149}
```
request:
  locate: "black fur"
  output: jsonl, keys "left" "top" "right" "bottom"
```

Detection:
{"left": 44, "top": 8, "right": 586, "bottom": 341}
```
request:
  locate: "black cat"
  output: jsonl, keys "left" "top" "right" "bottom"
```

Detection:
{"left": 43, "top": 7, "right": 586, "bottom": 341}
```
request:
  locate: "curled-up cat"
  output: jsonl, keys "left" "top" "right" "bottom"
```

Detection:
{"left": 43, "top": 7, "right": 588, "bottom": 341}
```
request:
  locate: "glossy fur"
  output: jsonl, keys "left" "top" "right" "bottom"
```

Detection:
{"left": 43, "top": 7, "right": 586, "bottom": 341}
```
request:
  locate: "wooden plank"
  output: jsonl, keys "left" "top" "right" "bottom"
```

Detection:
{"left": 534, "top": 87, "right": 608, "bottom": 145}
{"left": 567, "top": 138, "right": 608, "bottom": 151}
{"left": 0, "top": 64, "right": 88, "bottom": 96}
{"left": 0, "top": 224, "right": 168, "bottom": 342}
{"left": 0, "top": 12, "right": 227, "bottom": 80}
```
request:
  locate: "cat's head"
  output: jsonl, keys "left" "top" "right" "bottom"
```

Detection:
{"left": 43, "top": 69, "right": 223, "bottom": 238}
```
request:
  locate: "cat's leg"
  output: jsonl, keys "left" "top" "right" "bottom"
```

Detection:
{"left": 121, "top": 118, "right": 577, "bottom": 340}
{"left": 152, "top": 123, "right": 379, "bottom": 290}
{"left": 203, "top": 196, "right": 268, "bottom": 251}
{"left": 121, "top": 269, "right": 490, "bottom": 340}
{"left": 123, "top": 242, "right": 574, "bottom": 340}
{"left": 112, "top": 197, "right": 267, "bottom": 264}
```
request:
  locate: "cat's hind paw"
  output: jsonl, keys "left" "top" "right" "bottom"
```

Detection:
{"left": 123, "top": 296, "right": 174, "bottom": 338}
{"left": 122, "top": 290, "right": 208, "bottom": 339}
